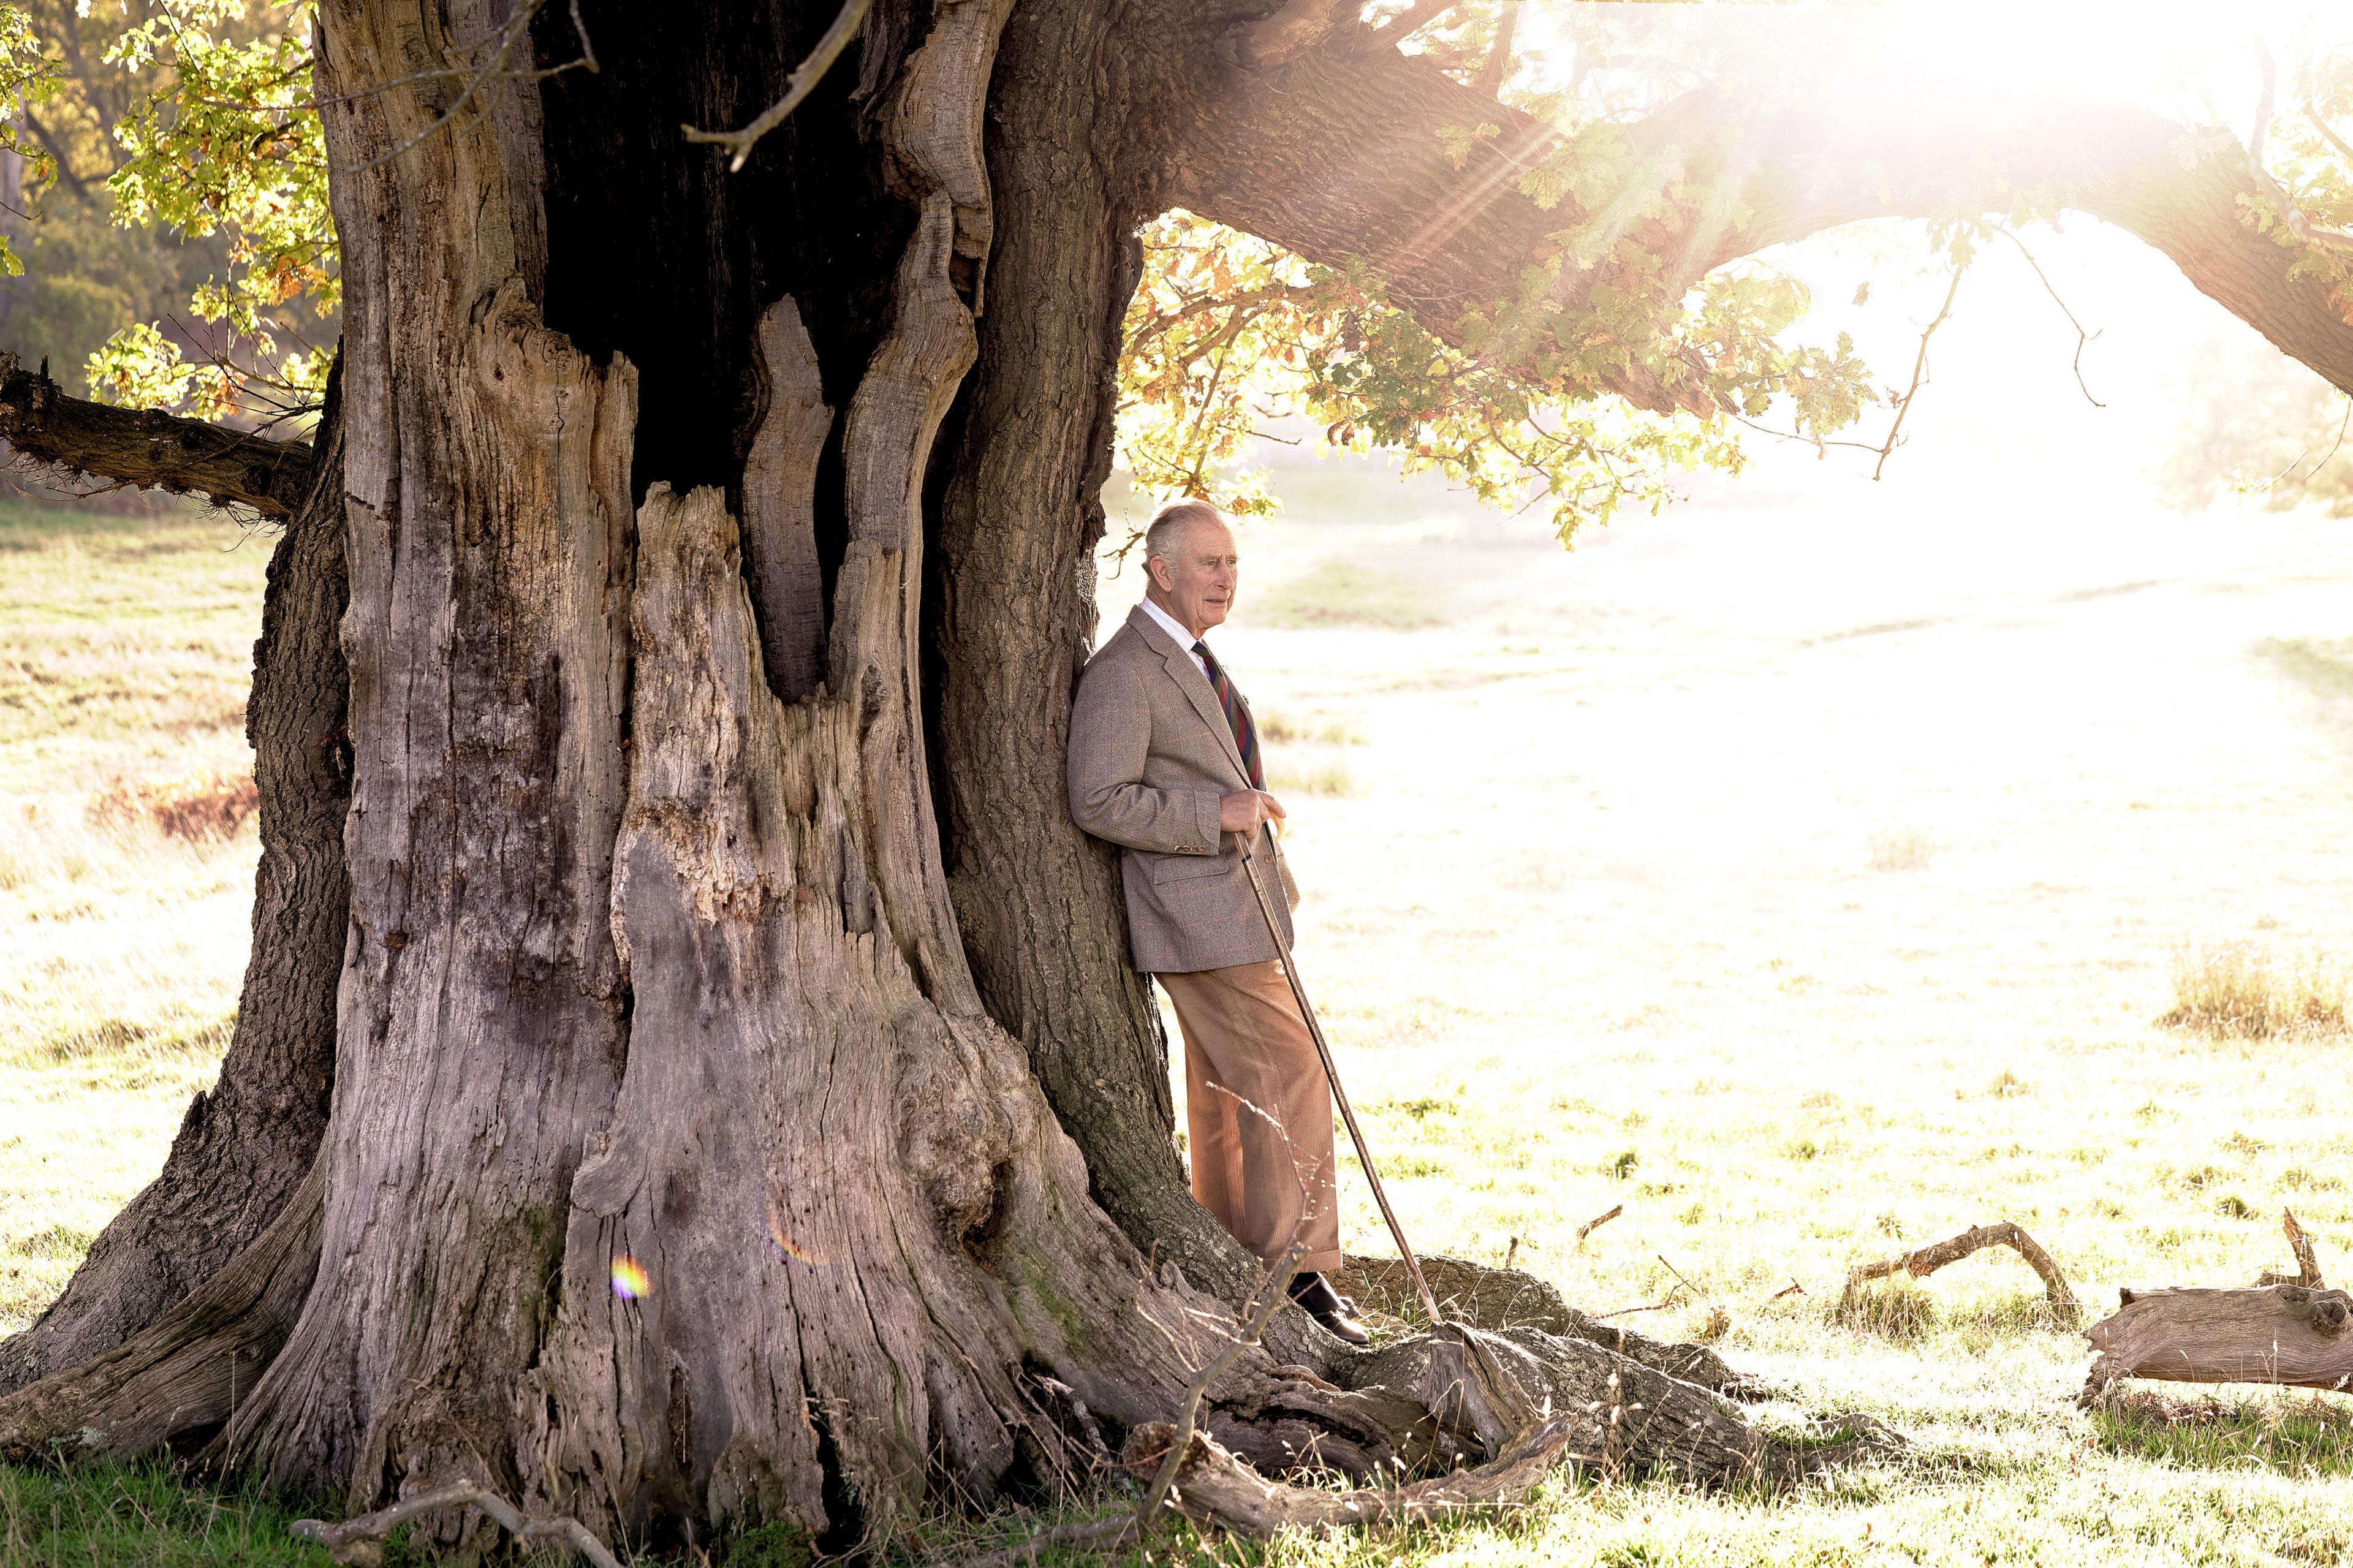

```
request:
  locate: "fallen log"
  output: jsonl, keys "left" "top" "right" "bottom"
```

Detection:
{"left": 2080, "top": 1284, "right": 2353, "bottom": 1399}
{"left": 1843, "top": 1221, "right": 2080, "bottom": 1320}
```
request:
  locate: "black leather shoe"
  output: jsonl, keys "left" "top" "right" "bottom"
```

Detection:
{"left": 1287, "top": 1271, "right": 1371, "bottom": 1346}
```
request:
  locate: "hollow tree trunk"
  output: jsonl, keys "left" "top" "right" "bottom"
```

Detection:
{"left": 179, "top": 0, "right": 1431, "bottom": 1543}
{"left": 26, "top": 0, "right": 2268, "bottom": 1543}
{"left": 0, "top": 368, "right": 349, "bottom": 1396}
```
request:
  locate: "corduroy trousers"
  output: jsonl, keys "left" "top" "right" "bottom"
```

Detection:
{"left": 1156, "top": 960, "right": 1343, "bottom": 1274}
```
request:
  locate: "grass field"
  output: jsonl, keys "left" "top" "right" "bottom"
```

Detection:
{"left": 4, "top": 460, "right": 2352, "bottom": 1565}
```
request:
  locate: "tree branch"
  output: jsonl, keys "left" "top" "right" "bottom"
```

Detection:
{"left": 683, "top": 0, "right": 870, "bottom": 172}
{"left": 1471, "top": 1, "right": 1518, "bottom": 99}
{"left": 1177, "top": 50, "right": 2353, "bottom": 416}
{"left": 0, "top": 352, "right": 316, "bottom": 517}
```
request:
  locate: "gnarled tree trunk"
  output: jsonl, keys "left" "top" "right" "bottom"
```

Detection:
{"left": 12, "top": 0, "right": 2353, "bottom": 1552}
{"left": 0, "top": 369, "right": 347, "bottom": 1398}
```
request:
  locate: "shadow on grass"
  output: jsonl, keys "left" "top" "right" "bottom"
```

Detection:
{"left": 2092, "top": 1389, "right": 2353, "bottom": 1477}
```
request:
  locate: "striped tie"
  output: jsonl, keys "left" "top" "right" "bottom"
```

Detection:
{"left": 1192, "top": 641, "right": 1264, "bottom": 789}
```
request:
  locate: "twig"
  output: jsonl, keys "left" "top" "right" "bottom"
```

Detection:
{"left": 1502, "top": 1235, "right": 1519, "bottom": 1270}
{"left": 1575, "top": 1203, "right": 1622, "bottom": 1243}
{"left": 290, "top": 1478, "right": 621, "bottom": 1568}
{"left": 341, "top": 0, "right": 599, "bottom": 176}
{"left": 1656, "top": 1254, "right": 1705, "bottom": 1305}
{"left": 1871, "top": 256, "right": 1966, "bottom": 482}
{"left": 2286, "top": 1210, "right": 2327, "bottom": 1288}
{"left": 1844, "top": 1221, "right": 2080, "bottom": 1316}
{"left": 1592, "top": 1300, "right": 1670, "bottom": 1320}
{"left": 2258, "top": 1209, "right": 2330, "bottom": 1289}
{"left": 1764, "top": 1278, "right": 1806, "bottom": 1304}
{"left": 1995, "top": 227, "right": 2104, "bottom": 408}
{"left": 683, "top": 0, "right": 871, "bottom": 173}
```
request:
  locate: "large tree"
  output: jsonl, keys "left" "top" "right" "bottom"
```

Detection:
{"left": 4, "top": 0, "right": 2353, "bottom": 1553}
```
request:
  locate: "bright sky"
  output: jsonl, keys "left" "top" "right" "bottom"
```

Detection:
{"left": 1502, "top": 1, "right": 2353, "bottom": 513}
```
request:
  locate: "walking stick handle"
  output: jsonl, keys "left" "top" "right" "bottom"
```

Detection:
{"left": 1235, "top": 829, "right": 1446, "bottom": 1330}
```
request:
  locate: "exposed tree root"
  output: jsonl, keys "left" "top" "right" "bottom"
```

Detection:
{"left": 292, "top": 1477, "right": 621, "bottom": 1568}
{"left": 0, "top": 1161, "right": 324, "bottom": 1462}
{"left": 1844, "top": 1222, "right": 2080, "bottom": 1321}
{"left": 1334, "top": 1253, "right": 1765, "bottom": 1399}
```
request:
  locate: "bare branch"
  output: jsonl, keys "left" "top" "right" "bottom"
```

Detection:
{"left": 291, "top": 1478, "right": 622, "bottom": 1568}
{"left": 1871, "top": 256, "right": 1966, "bottom": 482}
{"left": 0, "top": 352, "right": 316, "bottom": 517}
{"left": 1574, "top": 1203, "right": 1621, "bottom": 1243}
{"left": 683, "top": 0, "right": 870, "bottom": 173}
{"left": 1846, "top": 1219, "right": 2080, "bottom": 1317}
{"left": 1996, "top": 227, "right": 2104, "bottom": 407}
{"left": 337, "top": 0, "right": 599, "bottom": 178}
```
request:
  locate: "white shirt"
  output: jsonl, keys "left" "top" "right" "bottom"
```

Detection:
{"left": 1140, "top": 594, "right": 1208, "bottom": 678}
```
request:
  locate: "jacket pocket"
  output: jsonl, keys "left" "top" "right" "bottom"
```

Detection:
{"left": 1144, "top": 849, "right": 1233, "bottom": 885}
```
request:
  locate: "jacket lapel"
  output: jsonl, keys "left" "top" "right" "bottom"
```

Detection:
{"left": 1127, "top": 605, "right": 1251, "bottom": 787}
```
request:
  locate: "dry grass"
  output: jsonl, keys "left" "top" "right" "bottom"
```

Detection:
{"left": 1866, "top": 826, "right": 1934, "bottom": 873}
{"left": 2161, "top": 941, "right": 2349, "bottom": 1039}
{"left": 10, "top": 468, "right": 2353, "bottom": 1562}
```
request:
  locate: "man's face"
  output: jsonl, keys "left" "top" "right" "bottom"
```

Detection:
{"left": 1148, "top": 516, "right": 1240, "bottom": 637}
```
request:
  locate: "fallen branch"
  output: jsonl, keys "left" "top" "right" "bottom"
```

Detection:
{"left": 0, "top": 352, "right": 316, "bottom": 518}
{"left": 1844, "top": 1221, "right": 2080, "bottom": 1319}
{"left": 290, "top": 1477, "right": 621, "bottom": 1568}
{"left": 2082, "top": 1211, "right": 2349, "bottom": 1400}
{"left": 2082, "top": 1285, "right": 2352, "bottom": 1401}
{"left": 1575, "top": 1203, "right": 1623, "bottom": 1243}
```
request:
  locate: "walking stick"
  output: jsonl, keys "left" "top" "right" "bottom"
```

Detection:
{"left": 1237, "top": 827, "right": 1447, "bottom": 1329}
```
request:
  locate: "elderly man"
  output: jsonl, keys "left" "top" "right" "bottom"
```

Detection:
{"left": 1066, "top": 498, "right": 1370, "bottom": 1345}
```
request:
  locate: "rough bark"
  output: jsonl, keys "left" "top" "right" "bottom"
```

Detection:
{"left": 0, "top": 366, "right": 349, "bottom": 1397}
{"left": 2082, "top": 1286, "right": 2353, "bottom": 1398}
{"left": 932, "top": 0, "right": 1278, "bottom": 1317}
{"left": 41, "top": 2, "right": 2353, "bottom": 1550}
{"left": 741, "top": 297, "right": 832, "bottom": 702}
{"left": 218, "top": 0, "right": 635, "bottom": 1508}
{"left": 0, "top": 351, "right": 316, "bottom": 516}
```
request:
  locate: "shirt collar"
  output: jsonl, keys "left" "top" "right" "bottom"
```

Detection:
{"left": 1139, "top": 594, "right": 1202, "bottom": 656}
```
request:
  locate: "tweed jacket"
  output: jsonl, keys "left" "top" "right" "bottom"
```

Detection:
{"left": 1067, "top": 604, "right": 1300, "bottom": 974}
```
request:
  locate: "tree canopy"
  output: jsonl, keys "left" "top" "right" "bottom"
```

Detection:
{"left": 5, "top": 1, "right": 2349, "bottom": 534}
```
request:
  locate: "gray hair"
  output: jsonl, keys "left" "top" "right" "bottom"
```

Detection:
{"left": 1143, "top": 499, "right": 1224, "bottom": 569}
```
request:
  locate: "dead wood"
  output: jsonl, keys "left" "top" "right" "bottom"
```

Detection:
{"left": 2081, "top": 1285, "right": 2353, "bottom": 1400}
{"left": 0, "top": 352, "right": 315, "bottom": 517}
{"left": 291, "top": 1477, "right": 621, "bottom": 1568}
{"left": 2256, "top": 1210, "right": 2327, "bottom": 1289}
{"left": 1577, "top": 1203, "right": 1624, "bottom": 1242}
{"left": 1334, "top": 1252, "right": 1764, "bottom": 1399}
{"left": 1844, "top": 1221, "right": 2080, "bottom": 1319}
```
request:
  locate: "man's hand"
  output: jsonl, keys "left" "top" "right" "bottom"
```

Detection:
{"left": 1219, "top": 789, "right": 1287, "bottom": 835}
